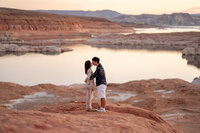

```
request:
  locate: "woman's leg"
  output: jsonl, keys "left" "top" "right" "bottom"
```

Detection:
{"left": 88, "top": 88, "right": 94, "bottom": 109}
{"left": 86, "top": 88, "right": 90, "bottom": 109}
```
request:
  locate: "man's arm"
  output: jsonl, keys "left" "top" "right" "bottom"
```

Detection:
{"left": 90, "top": 67, "right": 100, "bottom": 80}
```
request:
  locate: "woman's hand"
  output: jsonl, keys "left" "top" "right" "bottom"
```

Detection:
{"left": 84, "top": 78, "right": 88, "bottom": 83}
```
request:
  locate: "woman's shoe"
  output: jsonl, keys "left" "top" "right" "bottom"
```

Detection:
{"left": 86, "top": 108, "right": 93, "bottom": 112}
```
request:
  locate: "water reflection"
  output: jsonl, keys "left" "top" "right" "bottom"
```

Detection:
{"left": 0, "top": 44, "right": 199, "bottom": 85}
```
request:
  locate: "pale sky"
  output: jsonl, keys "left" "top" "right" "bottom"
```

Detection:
{"left": 0, "top": 0, "right": 200, "bottom": 15}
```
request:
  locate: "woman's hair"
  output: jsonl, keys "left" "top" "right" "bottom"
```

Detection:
{"left": 85, "top": 60, "right": 91, "bottom": 74}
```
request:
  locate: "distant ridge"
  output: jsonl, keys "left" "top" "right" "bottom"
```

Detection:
{"left": 35, "top": 9, "right": 122, "bottom": 19}
{"left": 191, "top": 14, "right": 200, "bottom": 16}
{"left": 36, "top": 9, "right": 200, "bottom": 26}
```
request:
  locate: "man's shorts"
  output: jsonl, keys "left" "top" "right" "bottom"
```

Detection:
{"left": 97, "top": 84, "right": 107, "bottom": 98}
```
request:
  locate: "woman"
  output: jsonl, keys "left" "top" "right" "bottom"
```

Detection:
{"left": 84, "top": 60, "right": 95, "bottom": 112}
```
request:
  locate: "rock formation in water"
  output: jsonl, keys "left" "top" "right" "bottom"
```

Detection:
{"left": 182, "top": 41, "right": 200, "bottom": 55}
{"left": 182, "top": 41, "right": 200, "bottom": 68}
{"left": 85, "top": 32, "right": 200, "bottom": 51}
{"left": 182, "top": 54, "right": 200, "bottom": 68}
{"left": 0, "top": 44, "right": 72, "bottom": 56}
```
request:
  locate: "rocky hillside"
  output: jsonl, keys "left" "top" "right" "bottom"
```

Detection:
{"left": 39, "top": 9, "right": 200, "bottom": 26}
{"left": 113, "top": 13, "right": 197, "bottom": 26}
{"left": 0, "top": 8, "right": 131, "bottom": 33}
{"left": 191, "top": 14, "right": 200, "bottom": 25}
{"left": 36, "top": 9, "right": 122, "bottom": 20}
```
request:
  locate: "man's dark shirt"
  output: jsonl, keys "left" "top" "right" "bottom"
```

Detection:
{"left": 90, "top": 63, "right": 107, "bottom": 86}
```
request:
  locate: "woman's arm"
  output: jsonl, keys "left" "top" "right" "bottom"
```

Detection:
{"left": 87, "top": 69, "right": 92, "bottom": 79}
{"left": 85, "top": 69, "right": 92, "bottom": 83}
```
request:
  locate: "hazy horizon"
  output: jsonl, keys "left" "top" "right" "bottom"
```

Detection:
{"left": 0, "top": 0, "right": 200, "bottom": 15}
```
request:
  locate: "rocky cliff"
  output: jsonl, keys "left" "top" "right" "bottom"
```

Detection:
{"left": 0, "top": 8, "right": 130, "bottom": 33}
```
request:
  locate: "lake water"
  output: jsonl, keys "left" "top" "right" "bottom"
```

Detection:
{"left": 0, "top": 44, "right": 199, "bottom": 85}
{"left": 134, "top": 26, "right": 200, "bottom": 33}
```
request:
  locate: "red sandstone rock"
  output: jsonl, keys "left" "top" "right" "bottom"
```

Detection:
{"left": 0, "top": 7, "right": 133, "bottom": 33}
{"left": 0, "top": 79, "right": 199, "bottom": 133}
{"left": 0, "top": 102, "right": 179, "bottom": 133}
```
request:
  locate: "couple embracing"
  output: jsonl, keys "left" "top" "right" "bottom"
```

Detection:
{"left": 84, "top": 57, "right": 107, "bottom": 112}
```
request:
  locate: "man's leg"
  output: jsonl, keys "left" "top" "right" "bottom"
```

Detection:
{"left": 101, "top": 98, "right": 106, "bottom": 108}
{"left": 96, "top": 84, "right": 106, "bottom": 112}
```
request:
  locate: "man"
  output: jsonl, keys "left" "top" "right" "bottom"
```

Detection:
{"left": 90, "top": 57, "right": 107, "bottom": 112}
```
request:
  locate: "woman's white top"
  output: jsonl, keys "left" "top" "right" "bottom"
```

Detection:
{"left": 86, "top": 68, "right": 95, "bottom": 89}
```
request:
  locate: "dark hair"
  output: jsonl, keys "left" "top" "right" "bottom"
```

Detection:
{"left": 85, "top": 60, "right": 91, "bottom": 74}
{"left": 92, "top": 57, "right": 100, "bottom": 63}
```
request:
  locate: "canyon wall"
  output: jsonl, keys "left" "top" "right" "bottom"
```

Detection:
{"left": 0, "top": 8, "right": 131, "bottom": 33}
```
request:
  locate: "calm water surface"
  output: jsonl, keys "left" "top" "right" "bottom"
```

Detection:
{"left": 135, "top": 26, "right": 200, "bottom": 33}
{"left": 0, "top": 44, "right": 199, "bottom": 85}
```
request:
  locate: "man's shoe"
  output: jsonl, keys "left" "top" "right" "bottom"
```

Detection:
{"left": 96, "top": 107, "right": 106, "bottom": 112}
